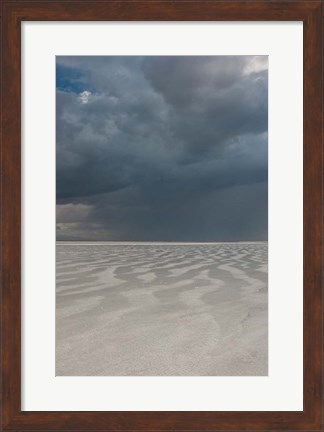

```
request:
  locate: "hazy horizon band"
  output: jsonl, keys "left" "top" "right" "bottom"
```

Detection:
{"left": 56, "top": 240, "right": 268, "bottom": 245}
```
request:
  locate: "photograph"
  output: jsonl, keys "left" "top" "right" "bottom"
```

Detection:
{"left": 2, "top": 0, "right": 323, "bottom": 428}
{"left": 56, "top": 55, "right": 268, "bottom": 376}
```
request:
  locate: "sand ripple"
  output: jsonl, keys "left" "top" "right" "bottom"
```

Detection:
{"left": 56, "top": 242, "right": 268, "bottom": 376}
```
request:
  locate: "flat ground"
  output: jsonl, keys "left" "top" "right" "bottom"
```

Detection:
{"left": 56, "top": 242, "right": 268, "bottom": 376}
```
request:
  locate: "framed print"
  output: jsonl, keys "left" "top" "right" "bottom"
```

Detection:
{"left": 1, "top": 1, "right": 323, "bottom": 431}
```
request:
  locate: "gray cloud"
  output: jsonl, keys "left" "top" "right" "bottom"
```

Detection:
{"left": 56, "top": 56, "right": 268, "bottom": 241}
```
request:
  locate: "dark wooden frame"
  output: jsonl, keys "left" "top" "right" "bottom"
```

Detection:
{"left": 1, "top": 1, "right": 323, "bottom": 431}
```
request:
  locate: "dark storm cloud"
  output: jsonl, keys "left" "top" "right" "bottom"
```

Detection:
{"left": 56, "top": 56, "right": 268, "bottom": 241}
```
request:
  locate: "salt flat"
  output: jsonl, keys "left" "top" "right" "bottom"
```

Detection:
{"left": 56, "top": 242, "right": 268, "bottom": 376}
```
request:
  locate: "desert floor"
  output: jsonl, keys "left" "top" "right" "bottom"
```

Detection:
{"left": 56, "top": 242, "right": 268, "bottom": 376}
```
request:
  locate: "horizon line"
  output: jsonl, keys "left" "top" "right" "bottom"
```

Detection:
{"left": 56, "top": 240, "right": 268, "bottom": 244}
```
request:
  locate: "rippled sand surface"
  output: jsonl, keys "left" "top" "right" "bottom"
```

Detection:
{"left": 56, "top": 242, "right": 268, "bottom": 376}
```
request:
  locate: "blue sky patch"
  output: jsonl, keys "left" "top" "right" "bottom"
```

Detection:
{"left": 56, "top": 63, "right": 96, "bottom": 94}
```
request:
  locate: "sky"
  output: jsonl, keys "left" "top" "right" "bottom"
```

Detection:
{"left": 56, "top": 56, "right": 268, "bottom": 241}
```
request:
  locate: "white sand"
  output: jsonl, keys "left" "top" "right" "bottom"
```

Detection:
{"left": 56, "top": 242, "right": 268, "bottom": 376}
